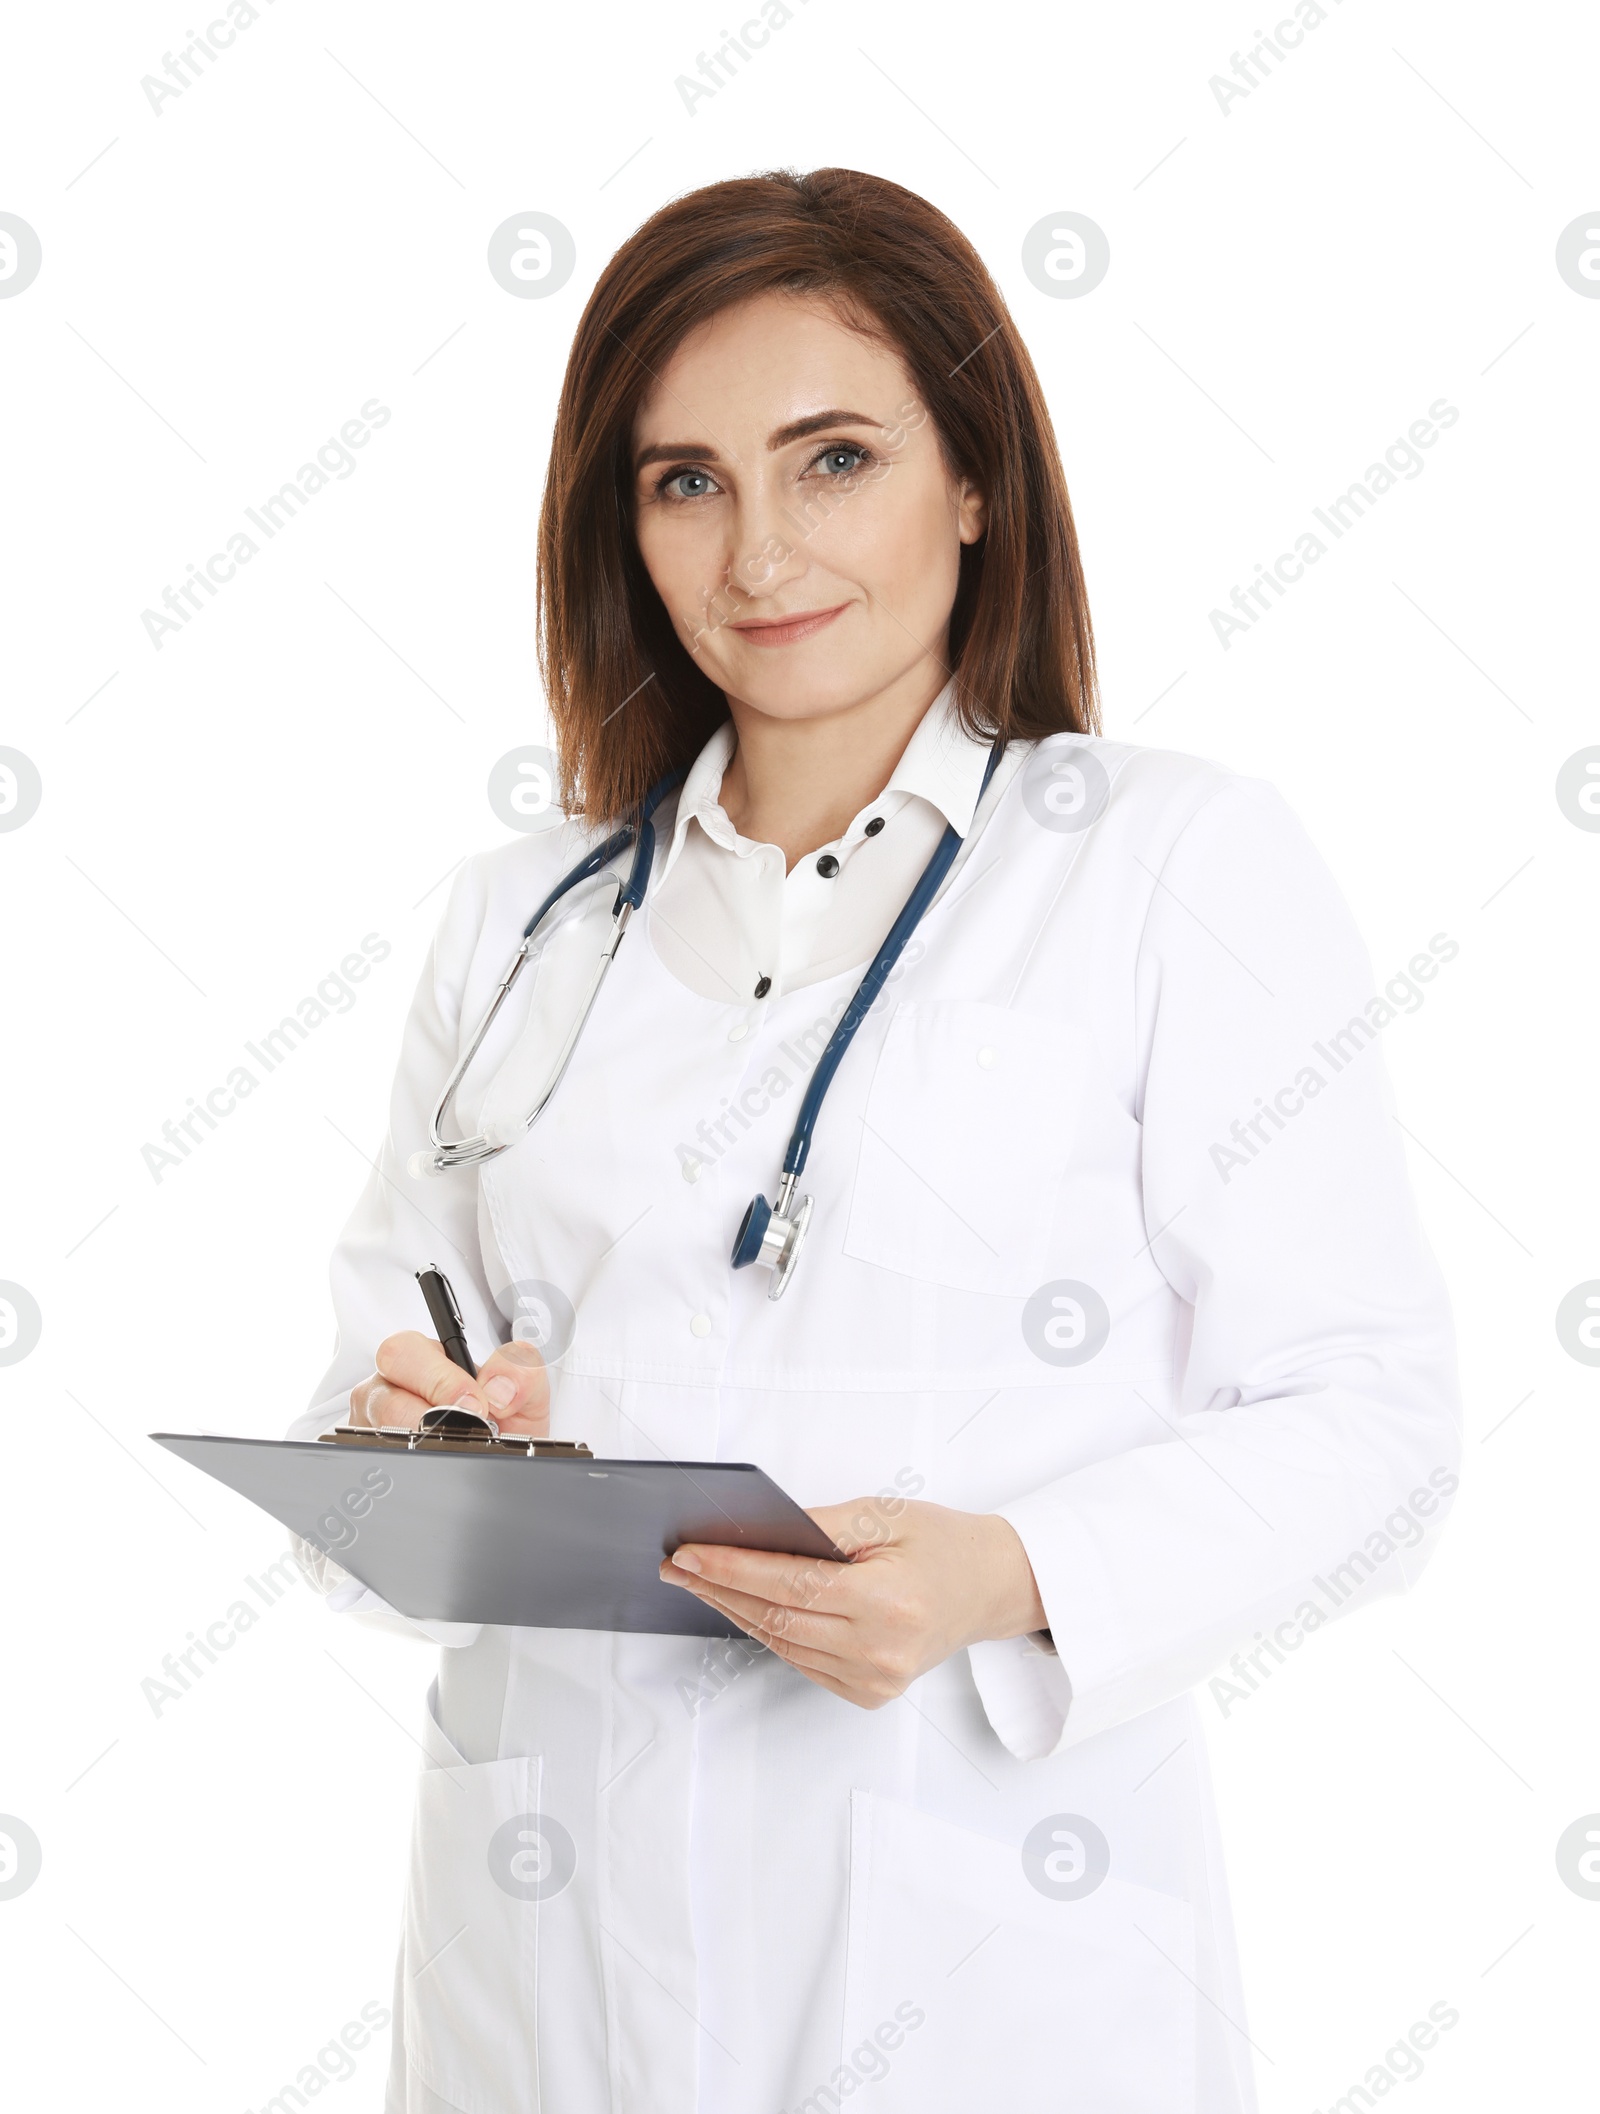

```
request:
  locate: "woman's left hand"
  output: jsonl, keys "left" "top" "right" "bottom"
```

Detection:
{"left": 659, "top": 1499, "right": 1048, "bottom": 1709}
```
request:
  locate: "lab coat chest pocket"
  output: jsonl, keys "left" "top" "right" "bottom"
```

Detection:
{"left": 842, "top": 1000, "right": 1080, "bottom": 1294}
{"left": 841, "top": 1791, "right": 1196, "bottom": 2112}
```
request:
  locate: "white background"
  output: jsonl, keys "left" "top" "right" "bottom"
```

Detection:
{"left": 1, "top": 1, "right": 1596, "bottom": 2106}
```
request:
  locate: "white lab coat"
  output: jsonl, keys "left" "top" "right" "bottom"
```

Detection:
{"left": 289, "top": 733, "right": 1460, "bottom": 2114}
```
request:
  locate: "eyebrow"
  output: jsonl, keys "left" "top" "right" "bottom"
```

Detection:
{"left": 633, "top": 408, "right": 883, "bottom": 473}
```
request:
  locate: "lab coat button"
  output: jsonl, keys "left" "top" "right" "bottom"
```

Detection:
{"left": 729, "top": 1021, "right": 750, "bottom": 1041}
{"left": 977, "top": 1046, "right": 999, "bottom": 1069}
{"left": 689, "top": 1312, "right": 713, "bottom": 1338}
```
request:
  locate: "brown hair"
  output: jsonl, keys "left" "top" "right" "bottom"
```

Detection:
{"left": 537, "top": 166, "right": 1099, "bottom": 822}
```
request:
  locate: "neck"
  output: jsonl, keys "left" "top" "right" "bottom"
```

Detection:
{"left": 717, "top": 659, "right": 949, "bottom": 871}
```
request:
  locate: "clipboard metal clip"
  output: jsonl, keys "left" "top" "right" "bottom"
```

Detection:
{"left": 318, "top": 1419, "right": 594, "bottom": 1460}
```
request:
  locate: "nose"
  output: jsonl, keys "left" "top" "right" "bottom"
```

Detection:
{"left": 721, "top": 483, "right": 806, "bottom": 609}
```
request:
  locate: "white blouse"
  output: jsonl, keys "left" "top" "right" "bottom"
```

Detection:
{"left": 645, "top": 678, "right": 995, "bottom": 1005}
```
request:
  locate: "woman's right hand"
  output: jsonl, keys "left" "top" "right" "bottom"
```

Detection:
{"left": 348, "top": 1333, "right": 550, "bottom": 1436}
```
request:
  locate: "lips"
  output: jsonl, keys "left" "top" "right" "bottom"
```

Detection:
{"left": 727, "top": 603, "right": 849, "bottom": 647}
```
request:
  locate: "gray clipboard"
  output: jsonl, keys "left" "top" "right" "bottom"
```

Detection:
{"left": 151, "top": 1431, "right": 846, "bottom": 1638}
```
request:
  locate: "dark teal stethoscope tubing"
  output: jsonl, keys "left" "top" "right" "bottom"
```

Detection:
{"left": 778, "top": 737, "right": 1005, "bottom": 1180}
{"left": 518, "top": 766, "right": 688, "bottom": 944}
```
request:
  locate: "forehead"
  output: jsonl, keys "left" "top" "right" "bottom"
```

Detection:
{"left": 630, "top": 292, "right": 911, "bottom": 446}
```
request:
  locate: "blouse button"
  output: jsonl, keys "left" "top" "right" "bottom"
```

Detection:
{"left": 689, "top": 1312, "right": 713, "bottom": 1338}
{"left": 729, "top": 1021, "right": 749, "bottom": 1041}
{"left": 977, "top": 1046, "right": 999, "bottom": 1069}
{"left": 754, "top": 975, "right": 772, "bottom": 999}
{"left": 864, "top": 816, "right": 885, "bottom": 837}
{"left": 815, "top": 853, "right": 840, "bottom": 878}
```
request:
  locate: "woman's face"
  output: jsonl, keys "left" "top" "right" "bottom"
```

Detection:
{"left": 630, "top": 291, "right": 986, "bottom": 724}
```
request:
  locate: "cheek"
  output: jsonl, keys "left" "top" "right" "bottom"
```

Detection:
{"left": 633, "top": 511, "right": 714, "bottom": 618}
{"left": 811, "top": 463, "right": 961, "bottom": 606}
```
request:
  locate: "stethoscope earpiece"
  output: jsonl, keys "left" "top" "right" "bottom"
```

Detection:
{"left": 731, "top": 1181, "right": 812, "bottom": 1300}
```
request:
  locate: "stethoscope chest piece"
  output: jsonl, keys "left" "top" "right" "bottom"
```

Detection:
{"left": 731, "top": 1179, "right": 812, "bottom": 1300}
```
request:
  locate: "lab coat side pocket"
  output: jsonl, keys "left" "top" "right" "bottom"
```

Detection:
{"left": 402, "top": 1687, "right": 546, "bottom": 2114}
{"left": 840, "top": 1789, "right": 1197, "bottom": 2113}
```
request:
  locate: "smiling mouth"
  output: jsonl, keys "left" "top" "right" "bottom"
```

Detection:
{"left": 727, "top": 603, "right": 850, "bottom": 647}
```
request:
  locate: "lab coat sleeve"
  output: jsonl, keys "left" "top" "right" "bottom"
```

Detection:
{"left": 971, "top": 773, "right": 1462, "bottom": 1759}
{"left": 283, "top": 850, "right": 507, "bottom": 1651}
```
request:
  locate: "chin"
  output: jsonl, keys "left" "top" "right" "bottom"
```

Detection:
{"left": 722, "top": 659, "right": 895, "bottom": 723}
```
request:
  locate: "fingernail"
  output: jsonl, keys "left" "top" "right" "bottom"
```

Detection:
{"left": 484, "top": 1376, "right": 517, "bottom": 1410}
{"left": 673, "top": 1551, "right": 703, "bottom": 1576}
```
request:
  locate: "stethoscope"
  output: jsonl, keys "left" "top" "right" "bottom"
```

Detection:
{"left": 411, "top": 739, "right": 1005, "bottom": 1300}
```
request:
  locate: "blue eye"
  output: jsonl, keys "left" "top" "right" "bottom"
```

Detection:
{"left": 814, "top": 444, "right": 871, "bottom": 476}
{"left": 663, "top": 468, "right": 716, "bottom": 500}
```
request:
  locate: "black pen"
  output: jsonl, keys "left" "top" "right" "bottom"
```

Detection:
{"left": 415, "top": 1266, "right": 479, "bottom": 1379}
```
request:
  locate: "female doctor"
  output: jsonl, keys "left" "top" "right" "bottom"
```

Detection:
{"left": 290, "top": 167, "right": 1460, "bottom": 2113}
